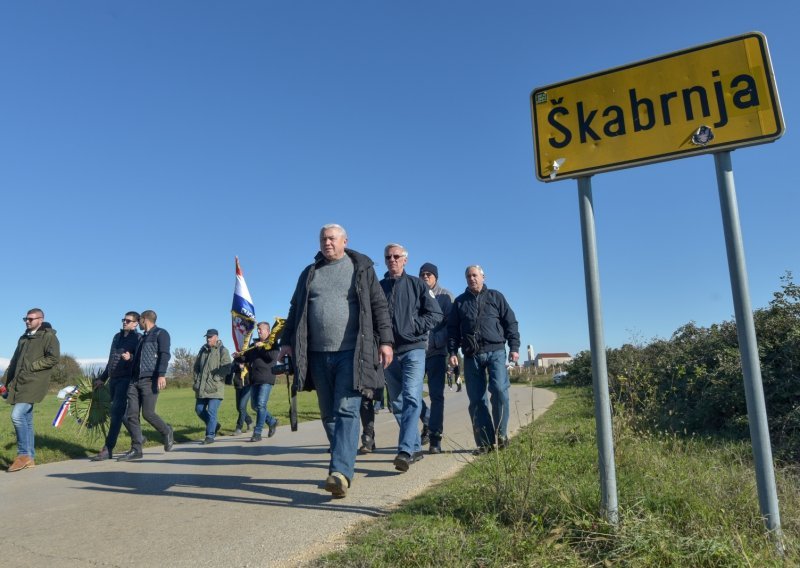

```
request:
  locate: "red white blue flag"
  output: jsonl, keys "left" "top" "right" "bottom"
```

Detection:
{"left": 231, "top": 257, "right": 256, "bottom": 352}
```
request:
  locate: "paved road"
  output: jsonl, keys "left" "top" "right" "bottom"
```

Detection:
{"left": 2, "top": 385, "right": 556, "bottom": 568}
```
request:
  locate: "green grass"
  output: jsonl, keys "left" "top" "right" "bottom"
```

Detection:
{"left": 0, "top": 380, "right": 320, "bottom": 467}
{"left": 311, "top": 385, "right": 799, "bottom": 567}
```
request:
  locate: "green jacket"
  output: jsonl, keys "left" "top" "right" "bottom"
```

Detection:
{"left": 192, "top": 341, "right": 231, "bottom": 399}
{"left": 4, "top": 326, "right": 61, "bottom": 404}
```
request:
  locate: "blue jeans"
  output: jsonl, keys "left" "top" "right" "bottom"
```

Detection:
{"left": 250, "top": 383, "right": 277, "bottom": 436}
{"left": 11, "top": 403, "right": 35, "bottom": 458}
{"left": 104, "top": 377, "right": 132, "bottom": 454}
{"left": 425, "top": 354, "right": 447, "bottom": 438}
{"left": 195, "top": 398, "right": 222, "bottom": 438}
{"left": 308, "top": 350, "right": 361, "bottom": 483}
{"left": 384, "top": 348, "right": 426, "bottom": 455}
{"left": 463, "top": 349, "right": 510, "bottom": 447}
{"left": 235, "top": 385, "right": 253, "bottom": 430}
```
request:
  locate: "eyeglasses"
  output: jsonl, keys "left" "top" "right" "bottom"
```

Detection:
{"left": 23, "top": 316, "right": 42, "bottom": 322}
{"left": 122, "top": 318, "right": 137, "bottom": 324}
{"left": 385, "top": 254, "right": 404, "bottom": 260}
{"left": 421, "top": 272, "right": 434, "bottom": 278}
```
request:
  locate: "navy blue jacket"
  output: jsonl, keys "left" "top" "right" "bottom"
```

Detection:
{"left": 133, "top": 326, "right": 171, "bottom": 380}
{"left": 99, "top": 329, "right": 141, "bottom": 381}
{"left": 448, "top": 286, "right": 520, "bottom": 356}
{"left": 380, "top": 271, "right": 443, "bottom": 354}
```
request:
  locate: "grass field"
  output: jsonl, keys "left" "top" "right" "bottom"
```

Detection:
{"left": 0, "top": 379, "right": 321, "bottom": 468}
{"left": 311, "top": 380, "right": 799, "bottom": 567}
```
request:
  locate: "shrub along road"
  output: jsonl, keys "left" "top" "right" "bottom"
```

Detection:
{"left": 2, "top": 384, "right": 555, "bottom": 568}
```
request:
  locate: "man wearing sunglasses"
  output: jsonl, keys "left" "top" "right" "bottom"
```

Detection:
{"left": 90, "top": 312, "right": 142, "bottom": 461}
{"left": 3, "top": 308, "right": 61, "bottom": 472}
{"left": 380, "top": 244, "right": 443, "bottom": 472}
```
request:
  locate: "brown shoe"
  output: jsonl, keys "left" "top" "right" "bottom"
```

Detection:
{"left": 8, "top": 455, "right": 35, "bottom": 472}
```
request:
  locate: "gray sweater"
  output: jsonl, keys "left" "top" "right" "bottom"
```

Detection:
{"left": 307, "top": 255, "right": 359, "bottom": 351}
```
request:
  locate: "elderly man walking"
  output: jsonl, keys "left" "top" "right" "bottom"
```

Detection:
{"left": 3, "top": 308, "right": 60, "bottom": 472}
{"left": 280, "top": 223, "right": 394, "bottom": 498}
{"left": 448, "top": 265, "right": 520, "bottom": 454}
{"left": 380, "top": 245, "right": 442, "bottom": 472}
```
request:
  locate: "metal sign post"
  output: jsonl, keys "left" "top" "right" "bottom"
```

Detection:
{"left": 714, "top": 151, "right": 783, "bottom": 546}
{"left": 578, "top": 176, "right": 619, "bottom": 525}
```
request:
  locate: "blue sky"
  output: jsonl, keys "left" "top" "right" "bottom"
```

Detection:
{"left": 1, "top": 1, "right": 797, "bottom": 370}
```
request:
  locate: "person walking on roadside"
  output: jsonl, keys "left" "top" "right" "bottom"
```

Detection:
{"left": 118, "top": 310, "right": 174, "bottom": 461}
{"left": 90, "top": 312, "right": 141, "bottom": 461}
{"left": 380, "top": 244, "right": 442, "bottom": 472}
{"left": 237, "top": 321, "right": 280, "bottom": 442}
{"left": 418, "top": 262, "right": 454, "bottom": 454}
{"left": 193, "top": 329, "right": 232, "bottom": 444}
{"left": 448, "top": 266, "right": 520, "bottom": 454}
{"left": 3, "top": 308, "right": 60, "bottom": 472}
{"left": 231, "top": 362, "right": 253, "bottom": 435}
{"left": 280, "top": 223, "right": 394, "bottom": 498}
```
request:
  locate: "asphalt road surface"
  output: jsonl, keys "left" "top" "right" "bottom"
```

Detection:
{"left": 2, "top": 384, "right": 556, "bottom": 567}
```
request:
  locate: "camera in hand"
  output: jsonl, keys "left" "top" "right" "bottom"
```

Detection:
{"left": 271, "top": 355, "right": 294, "bottom": 376}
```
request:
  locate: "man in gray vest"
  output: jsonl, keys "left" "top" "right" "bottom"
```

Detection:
{"left": 280, "top": 224, "right": 394, "bottom": 498}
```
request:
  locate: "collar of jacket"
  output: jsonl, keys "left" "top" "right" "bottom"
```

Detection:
{"left": 313, "top": 248, "right": 373, "bottom": 269}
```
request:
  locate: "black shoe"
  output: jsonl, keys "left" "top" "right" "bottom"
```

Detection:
{"left": 214, "top": 423, "right": 222, "bottom": 436}
{"left": 497, "top": 437, "right": 509, "bottom": 450}
{"left": 411, "top": 451, "right": 425, "bottom": 463}
{"left": 393, "top": 452, "right": 412, "bottom": 472}
{"left": 429, "top": 440, "right": 442, "bottom": 454}
{"left": 164, "top": 425, "right": 174, "bottom": 452}
{"left": 117, "top": 449, "right": 143, "bottom": 461}
{"left": 91, "top": 447, "right": 111, "bottom": 461}
{"left": 268, "top": 418, "right": 278, "bottom": 438}
{"left": 249, "top": 434, "right": 262, "bottom": 442}
{"left": 202, "top": 437, "right": 215, "bottom": 445}
{"left": 457, "top": 384, "right": 462, "bottom": 392}
{"left": 472, "top": 445, "right": 494, "bottom": 456}
{"left": 358, "top": 435, "right": 375, "bottom": 455}
{"left": 421, "top": 425, "right": 430, "bottom": 446}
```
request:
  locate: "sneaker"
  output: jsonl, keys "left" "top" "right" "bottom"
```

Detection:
{"left": 498, "top": 437, "right": 509, "bottom": 450}
{"left": 411, "top": 451, "right": 425, "bottom": 463}
{"left": 234, "top": 428, "right": 242, "bottom": 436}
{"left": 116, "top": 449, "right": 143, "bottom": 461}
{"left": 268, "top": 418, "right": 278, "bottom": 438}
{"left": 393, "top": 451, "right": 412, "bottom": 472}
{"left": 164, "top": 425, "right": 174, "bottom": 452}
{"left": 202, "top": 437, "right": 215, "bottom": 445}
{"left": 324, "top": 472, "right": 349, "bottom": 498}
{"left": 429, "top": 437, "right": 442, "bottom": 454}
{"left": 249, "top": 434, "right": 262, "bottom": 442}
{"left": 90, "top": 447, "right": 111, "bottom": 461}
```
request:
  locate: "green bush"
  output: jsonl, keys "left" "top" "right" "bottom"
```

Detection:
{"left": 565, "top": 273, "right": 800, "bottom": 462}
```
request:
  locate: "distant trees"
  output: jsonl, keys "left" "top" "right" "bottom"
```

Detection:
{"left": 51, "top": 354, "right": 83, "bottom": 388}
{"left": 169, "top": 347, "right": 196, "bottom": 387}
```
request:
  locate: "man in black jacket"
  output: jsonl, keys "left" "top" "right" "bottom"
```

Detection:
{"left": 448, "top": 265, "right": 520, "bottom": 453}
{"left": 280, "top": 224, "right": 394, "bottom": 498}
{"left": 118, "top": 309, "right": 174, "bottom": 461}
{"left": 238, "top": 321, "right": 280, "bottom": 442}
{"left": 380, "top": 244, "right": 443, "bottom": 472}
{"left": 90, "top": 311, "right": 141, "bottom": 461}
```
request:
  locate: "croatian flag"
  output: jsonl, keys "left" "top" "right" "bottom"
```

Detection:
{"left": 52, "top": 391, "right": 77, "bottom": 427}
{"left": 231, "top": 257, "right": 256, "bottom": 352}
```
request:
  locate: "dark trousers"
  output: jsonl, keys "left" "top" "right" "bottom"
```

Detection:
{"left": 104, "top": 377, "right": 133, "bottom": 454}
{"left": 126, "top": 377, "right": 170, "bottom": 453}
{"left": 235, "top": 385, "right": 253, "bottom": 429}
{"left": 359, "top": 394, "right": 375, "bottom": 444}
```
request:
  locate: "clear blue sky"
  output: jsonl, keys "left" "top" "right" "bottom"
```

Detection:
{"left": 1, "top": 1, "right": 797, "bottom": 370}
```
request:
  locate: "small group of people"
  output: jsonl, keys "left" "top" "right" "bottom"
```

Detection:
{"left": 279, "top": 224, "right": 519, "bottom": 498}
{"left": 3, "top": 223, "right": 519, "bottom": 501}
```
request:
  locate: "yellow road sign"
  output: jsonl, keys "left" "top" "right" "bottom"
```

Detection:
{"left": 530, "top": 32, "right": 784, "bottom": 182}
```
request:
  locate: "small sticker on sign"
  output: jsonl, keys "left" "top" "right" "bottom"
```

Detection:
{"left": 691, "top": 125, "right": 714, "bottom": 146}
{"left": 534, "top": 92, "right": 547, "bottom": 104}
